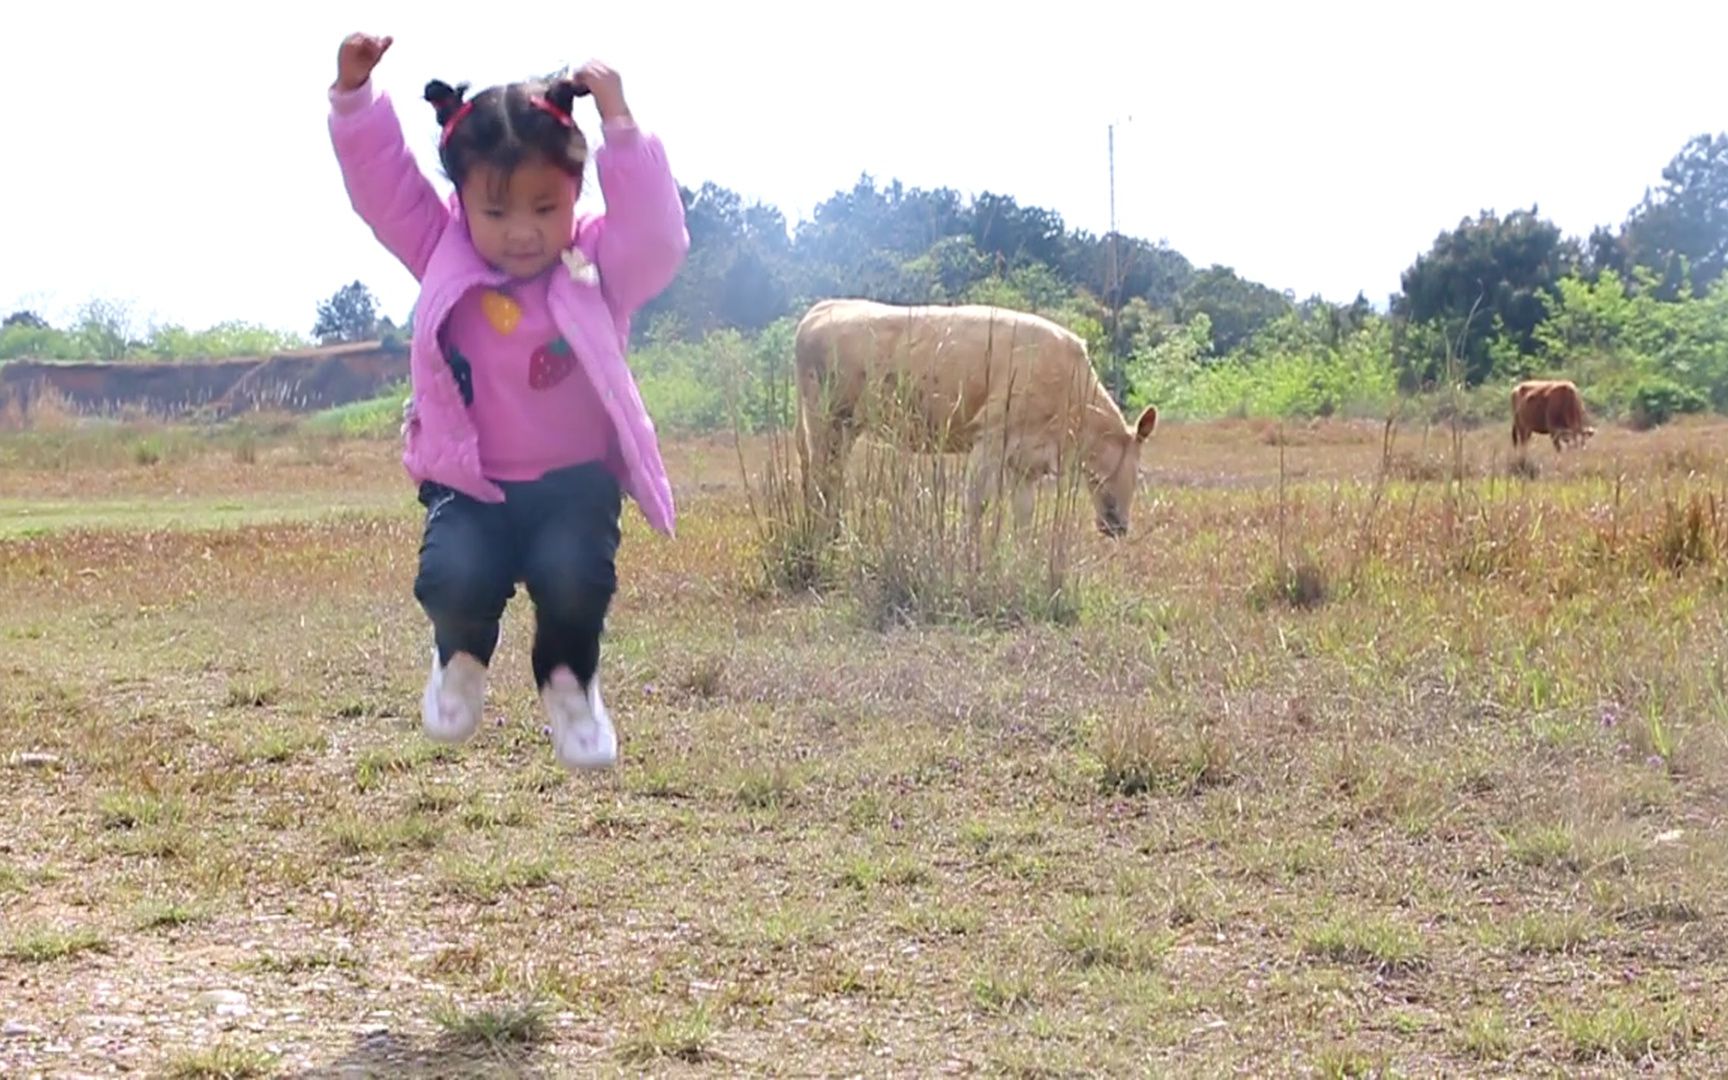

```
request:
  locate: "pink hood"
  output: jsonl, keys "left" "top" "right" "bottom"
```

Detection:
{"left": 327, "top": 81, "right": 688, "bottom": 537}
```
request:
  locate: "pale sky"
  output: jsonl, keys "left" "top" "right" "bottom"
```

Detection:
{"left": 3, "top": 1, "right": 1724, "bottom": 337}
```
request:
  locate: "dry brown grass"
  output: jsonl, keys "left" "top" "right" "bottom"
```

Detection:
{"left": 3, "top": 416, "right": 1728, "bottom": 1074}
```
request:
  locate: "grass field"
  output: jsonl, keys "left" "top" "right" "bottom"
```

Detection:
{"left": 3, "top": 412, "right": 1728, "bottom": 1076}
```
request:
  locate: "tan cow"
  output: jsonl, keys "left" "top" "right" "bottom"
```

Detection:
{"left": 1511, "top": 378, "right": 1595, "bottom": 452}
{"left": 793, "top": 298, "right": 1158, "bottom": 538}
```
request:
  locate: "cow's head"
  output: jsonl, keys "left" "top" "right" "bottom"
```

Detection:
{"left": 1091, "top": 405, "right": 1159, "bottom": 537}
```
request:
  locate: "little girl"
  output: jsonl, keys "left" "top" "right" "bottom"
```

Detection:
{"left": 325, "top": 32, "right": 687, "bottom": 771}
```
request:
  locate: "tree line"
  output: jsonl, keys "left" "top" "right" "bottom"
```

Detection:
{"left": 0, "top": 284, "right": 402, "bottom": 365}
{"left": 5, "top": 131, "right": 1724, "bottom": 430}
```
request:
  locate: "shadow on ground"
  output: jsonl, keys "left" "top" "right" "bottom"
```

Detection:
{"left": 292, "top": 1031, "right": 549, "bottom": 1079}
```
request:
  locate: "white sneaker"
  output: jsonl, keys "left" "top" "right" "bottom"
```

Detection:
{"left": 542, "top": 666, "right": 617, "bottom": 770}
{"left": 422, "top": 647, "right": 486, "bottom": 743}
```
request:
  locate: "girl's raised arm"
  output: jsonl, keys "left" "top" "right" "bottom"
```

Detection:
{"left": 326, "top": 33, "right": 451, "bottom": 281}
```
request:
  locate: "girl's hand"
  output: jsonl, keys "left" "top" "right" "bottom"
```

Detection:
{"left": 336, "top": 33, "right": 393, "bottom": 92}
{"left": 573, "top": 61, "right": 630, "bottom": 124}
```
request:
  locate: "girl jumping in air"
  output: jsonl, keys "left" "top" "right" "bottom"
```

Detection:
{"left": 326, "top": 33, "right": 687, "bottom": 771}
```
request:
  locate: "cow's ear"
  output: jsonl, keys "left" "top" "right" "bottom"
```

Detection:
{"left": 1134, "top": 405, "right": 1159, "bottom": 441}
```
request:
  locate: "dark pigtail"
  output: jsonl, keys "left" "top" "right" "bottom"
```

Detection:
{"left": 544, "top": 77, "right": 586, "bottom": 116}
{"left": 540, "top": 78, "right": 590, "bottom": 170}
{"left": 423, "top": 79, "right": 470, "bottom": 127}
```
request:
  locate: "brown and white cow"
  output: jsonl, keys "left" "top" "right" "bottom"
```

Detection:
{"left": 1512, "top": 379, "right": 1595, "bottom": 452}
{"left": 793, "top": 298, "right": 1159, "bottom": 538}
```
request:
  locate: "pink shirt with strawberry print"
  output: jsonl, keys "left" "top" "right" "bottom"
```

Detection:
{"left": 445, "top": 269, "right": 615, "bottom": 481}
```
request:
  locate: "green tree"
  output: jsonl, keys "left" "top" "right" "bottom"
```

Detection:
{"left": 1616, "top": 133, "right": 1728, "bottom": 298}
{"left": 1130, "top": 307, "right": 1396, "bottom": 421}
{"left": 1175, "top": 265, "right": 1293, "bottom": 355}
{"left": 899, "top": 235, "right": 993, "bottom": 301}
{"left": 145, "top": 321, "right": 309, "bottom": 360}
{"left": 1529, "top": 268, "right": 1728, "bottom": 414}
{"left": 1392, "top": 207, "right": 1580, "bottom": 387}
{"left": 638, "top": 183, "right": 800, "bottom": 340}
{"left": 0, "top": 312, "right": 79, "bottom": 361}
{"left": 75, "top": 299, "right": 136, "bottom": 360}
{"left": 313, "top": 281, "right": 381, "bottom": 344}
{"left": 1125, "top": 313, "right": 1213, "bottom": 415}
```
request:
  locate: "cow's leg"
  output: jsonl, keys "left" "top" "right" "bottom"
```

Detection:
{"left": 815, "top": 423, "right": 857, "bottom": 538}
{"left": 795, "top": 401, "right": 816, "bottom": 506}
{"left": 795, "top": 361, "right": 854, "bottom": 535}
{"left": 797, "top": 400, "right": 850, "bottom": 541}
{"left": 967, "top": 434, "right": 1022, "bottom": 545}
{"left": 965, "top": 447, "right": 999, "bottom": 540}
{"left": 831, "top": 425, "right": 859, "bottom": 506}
{"left": 794, "top": 372, "right": 823, "bottom": 507}
{"left": 970, "top": 452, "right": 1044, "bottom": 540}
{"left": 1512, "top": 411, "right": 1534, "bottom": 452}
{"left": 1011, "top": 476, "right": 1037, "bottom": 532}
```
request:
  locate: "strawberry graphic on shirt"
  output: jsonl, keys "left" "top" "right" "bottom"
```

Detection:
{"left": 528, "top": 338, "right": 577, "bottom": 390}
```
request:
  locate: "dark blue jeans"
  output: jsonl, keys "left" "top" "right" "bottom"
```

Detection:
{"left": 413, "top": 461, "right": 621, "bottom": 688}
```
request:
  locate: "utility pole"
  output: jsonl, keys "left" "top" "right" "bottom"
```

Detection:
{"left": 1107, "top": 118, "right": 1131, "bottom": 406}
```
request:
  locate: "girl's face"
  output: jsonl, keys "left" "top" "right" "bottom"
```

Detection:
{"left": 459, "top": 157, "right": 578, "bottom": 280}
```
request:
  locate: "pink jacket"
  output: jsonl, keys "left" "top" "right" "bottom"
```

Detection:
{"left": 327, "top": 81, "right": 688, "bottom": 537}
